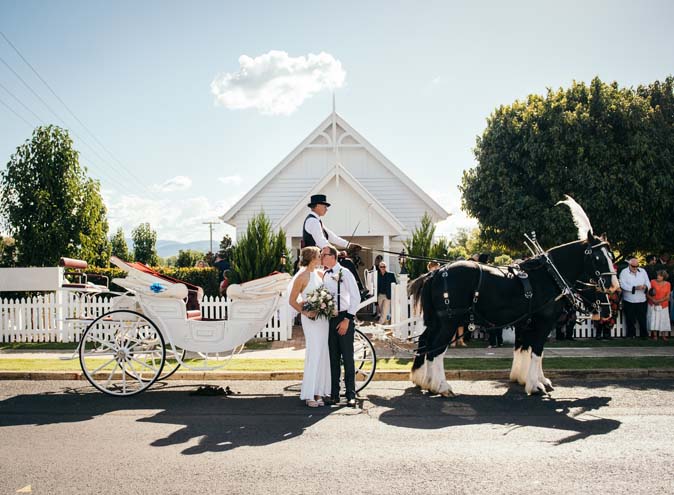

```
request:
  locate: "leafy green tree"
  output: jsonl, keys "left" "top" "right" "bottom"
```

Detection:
{"left": 0, "top": 236, "right": 17, "bottom": 267}
{"left": 0, "top": 125, "right": 110, "bottom": 266}
{"left": 132, "top": 222, "right": 158, "bottom": 266}
{"left": 176, "top": 249, "right": 205, "bottom": 267}
{"left": 230, "top": 212, "right": 290, "bottom": 283}
{"left": 403, "top": 213, "right": 435, "bottom": 279}
{"left": 110, "top": 228, "right": 132, "bottom": 261}
{"left": 429, "top": 236, "right": 450, "bottom": 261}
{"left": 218, "top": 234, "right": 233, "bottom": 260}
{"left": 461, "top": 77, "right": 674, "bottom": 258}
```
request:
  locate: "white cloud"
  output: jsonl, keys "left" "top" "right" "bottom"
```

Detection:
{"left": 106, "top": 192, "right": 244, "bottom": 242}
{"left": 218, "top": 175, "right": 243, "bottom": 186}
{"left": 211, "top": 50, "right": 346, "bottom": 115}
{"left": 151, "top": 176, "right": 192, "bottom": 193}
{"left": 431, "top": 76, "right": 442, "bottom": 85}
{"left": 428, "top": 189, "right": 478, "bottom": 239}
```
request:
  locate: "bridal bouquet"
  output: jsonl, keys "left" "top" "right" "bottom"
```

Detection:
{"left": 303, "top": 285, "right": 338, "bottom": 320}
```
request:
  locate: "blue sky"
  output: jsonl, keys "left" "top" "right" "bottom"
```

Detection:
{"left": 1, "top": 0, "right": 673, "bottom": 242}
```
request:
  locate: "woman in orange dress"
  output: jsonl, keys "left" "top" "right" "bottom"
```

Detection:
{"left": 647, "top": 270, "right": 671, "bottom": 341}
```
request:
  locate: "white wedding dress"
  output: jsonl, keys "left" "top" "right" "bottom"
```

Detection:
{"left": 298, "top": 269, "right": 331, "bottom": 400}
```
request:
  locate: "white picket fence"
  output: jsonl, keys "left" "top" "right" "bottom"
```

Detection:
{"left": 0, "top": 292, "right": 292, "bottom": 343}
{"left": 388, "top": 276, "right": 632, "bottom": 341}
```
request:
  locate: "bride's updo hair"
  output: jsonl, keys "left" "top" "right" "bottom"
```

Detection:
{"left": 300, "top": 246, "right": 321, "bottom": 267}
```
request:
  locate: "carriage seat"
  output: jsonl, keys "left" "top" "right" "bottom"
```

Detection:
{"left": 227, "top": 272, "right": 291, "bottom": 301}
{"left": 111, "top": 277, "right": 189, "bottom": 299}
{"left": 186, "top": 310, "right": 202, "bottom": 320}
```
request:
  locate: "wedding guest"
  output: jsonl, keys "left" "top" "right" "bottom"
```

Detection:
{"left": 376, "top": 261, "right": 396, "bottom": 324}
{"left": 647, "top": 270, "right": 671, "bottom": 341}
{"left": 619, "top": 258, "right": 651, "bottom": 339}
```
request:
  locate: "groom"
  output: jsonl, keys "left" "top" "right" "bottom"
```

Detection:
{"left": 320, "top": 244, "right": 360, "bottom": 407}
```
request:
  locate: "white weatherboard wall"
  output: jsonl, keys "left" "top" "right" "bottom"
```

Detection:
{"left": 221, "top": 111, "right": 450, "bottom": 273}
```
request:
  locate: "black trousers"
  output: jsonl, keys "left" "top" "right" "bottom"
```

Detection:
{"left": 329, "top": 314, "right": 355, "bottom": 400}
{"left": 488, "top": 328, "right": 503, "bottom": 346}
{"left": 623, "top": 301, "right": 648, "bottom": 337}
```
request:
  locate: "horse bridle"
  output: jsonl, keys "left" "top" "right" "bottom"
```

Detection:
{"left": 575, "top": 241, "right": 615, "bottom": 315}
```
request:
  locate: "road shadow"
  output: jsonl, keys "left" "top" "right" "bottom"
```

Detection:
{"left": 0, "top": 383, "right": 337, "bottom": 455}
{"left": 367, "top": 384, "right": 621, "bottom": 445}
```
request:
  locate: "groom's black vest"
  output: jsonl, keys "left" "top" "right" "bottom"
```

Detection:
{"left": 302, "top": 214, "right": 328, "bottom": 248}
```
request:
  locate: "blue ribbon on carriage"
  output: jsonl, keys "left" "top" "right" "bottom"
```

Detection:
{"left": 150, "top": 283, "right": 167, "bottom": 294}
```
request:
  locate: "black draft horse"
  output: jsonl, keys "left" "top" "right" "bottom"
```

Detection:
{"left": 409, "top": 196, "right": 619, "bottom": 396}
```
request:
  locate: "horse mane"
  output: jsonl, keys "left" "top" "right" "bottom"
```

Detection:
{"left": 555, "top": 195, "right": 593, "bottom": 240}
{"left": 408, "top": 271, "right": 433, "bottom": 311}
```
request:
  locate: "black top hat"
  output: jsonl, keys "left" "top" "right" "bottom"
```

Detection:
{"left": 307, "top": 194, "right": 331, "bottom": 207}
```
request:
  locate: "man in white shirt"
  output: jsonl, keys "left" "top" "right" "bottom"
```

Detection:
{"left": 302, "top": 194, "right": 366, "bottom": 296}
{"left": 321, "top": 244, "right": 361, "bottom": 407}
{"left": 619, "top": 258, "right": 651, "bottom": 338}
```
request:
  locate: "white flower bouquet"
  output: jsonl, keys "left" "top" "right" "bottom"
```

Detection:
{"left": 303, "top": 285, "right": 338, "bottom": 320}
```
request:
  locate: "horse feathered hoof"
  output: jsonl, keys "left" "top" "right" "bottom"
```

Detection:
{"left": 525, "top": 381, "right": 548, "bottom": 396}
{"left": 440, "top": 389, "right": 457, "bottom": 398}
{"left": 544, "top": 379, "right": 554, "bottom": 392}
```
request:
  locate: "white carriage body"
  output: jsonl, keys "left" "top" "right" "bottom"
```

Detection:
{"left": 109, "top": 257, "right": 290, "bottom": 354}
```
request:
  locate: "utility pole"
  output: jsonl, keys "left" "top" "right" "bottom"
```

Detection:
{"left": 202, "top": 221, "right": 219, "bottom": 254}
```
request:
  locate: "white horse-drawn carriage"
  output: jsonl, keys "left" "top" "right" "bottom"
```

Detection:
{"left": 77, "top": 257, "right": 377, "bottom": 396}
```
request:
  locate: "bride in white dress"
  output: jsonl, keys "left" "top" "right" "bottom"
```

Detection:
{"left": 288, "top": 246, "right": 332, "bottom": 407}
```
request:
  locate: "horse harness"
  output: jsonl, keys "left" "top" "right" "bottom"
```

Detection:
{"left": 434, "top": 242, "right": 612, "bottom": 333}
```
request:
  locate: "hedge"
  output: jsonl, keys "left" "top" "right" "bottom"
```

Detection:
{"left": 85, "top": 266, "right": 221, "bottom": 297}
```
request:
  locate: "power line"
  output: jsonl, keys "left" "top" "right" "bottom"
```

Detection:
{"left": 0, "top": 80, "right": 45, "bottom": 123}
{"left": 0, "top": 41, "right": 160, "bottom": 200}
{"left": 0, "top": 94, "right": 34, "bottom": 127}
{"left": 0, "top": 32, "right": 153, "bottom": 192}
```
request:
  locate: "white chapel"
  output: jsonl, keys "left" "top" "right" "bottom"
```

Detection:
{"left": 220, "top": 110, "right": 449, "bottom": 272}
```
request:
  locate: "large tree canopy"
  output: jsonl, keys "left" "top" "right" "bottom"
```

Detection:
{"left": 0, "top": 125, "right": 110, "bottom": 266}
{"left": 461, "top": 77, "right": 674, "bottom": 258}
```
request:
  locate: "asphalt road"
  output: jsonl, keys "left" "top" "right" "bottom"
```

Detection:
{"left": 1, "top": 379, "right": 673, "bottom": 495}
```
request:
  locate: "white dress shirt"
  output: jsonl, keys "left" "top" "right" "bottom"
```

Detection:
{"left": 619, "top": 267, "right": 651, "bottom": 303}
{"left": 322, "top": 262, "right": 360, "bottom": 318}
{"left": 305, "top": 212, "right": 349, "bottom": 249}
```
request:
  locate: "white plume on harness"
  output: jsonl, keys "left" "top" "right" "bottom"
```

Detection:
{"left": 555, "top": 194, "right": 594, "bottom": 239}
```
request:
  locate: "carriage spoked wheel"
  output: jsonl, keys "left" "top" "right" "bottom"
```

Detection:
{"left": 353, "top": 329, "right": 377, "bottom": 393}
{"left": 157, "top": 346, "right": 186, "bottom": 381}
{"left": 79, "top": 310, "right": 165, "bottom": 396}
{"left": 122, "top": 341, "right": 185, "bottom": 382}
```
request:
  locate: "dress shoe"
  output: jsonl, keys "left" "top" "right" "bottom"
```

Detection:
{"left": 325, "top": 397, "right": 339, "bottom": 406}
{"left": 347, "top": 398, "right": 357, "bottom": 408}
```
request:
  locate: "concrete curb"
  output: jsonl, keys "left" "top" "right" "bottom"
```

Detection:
{"left": 1, "top": 368, "right": 673, "bottom": 381}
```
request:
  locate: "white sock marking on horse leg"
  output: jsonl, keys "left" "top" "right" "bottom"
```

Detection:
{"left": 517, "top": 348, "right": 532, "bottom": 385}
{"left": 410, "top": 359, "right": 428, "bottom": 388}
{"left": 509, "top": 348, "right": 521, "bottom": 382}
{"left": 525, "top": 353, "right": 546, "bottom": 395}
{"left": 538, "top": 351, "right": 552, "bottom": 388}
{"left": 427, "top": 352, "right": 453, "bottom": 396}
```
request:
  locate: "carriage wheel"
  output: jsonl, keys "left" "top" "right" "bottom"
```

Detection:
{"left": 157, "top": 346, "right": 186, "bottom": 380}
{"left": 354, "top": 329, "right": 377, "bottom": 393}
{"left": 123, "top": 342, "right": 185, "bottom": 382}
{"left": 79, "top": 310, "right": 165, "bottom": 396}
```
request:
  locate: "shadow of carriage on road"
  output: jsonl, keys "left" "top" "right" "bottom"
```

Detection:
{"left": 0, "top": 383, "right": 336, "bottom": 455}
{"left": 366, "top": 383, "right": 621, "bottom": 445}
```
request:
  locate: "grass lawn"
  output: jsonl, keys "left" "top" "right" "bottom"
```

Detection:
{"left": 1, "top": 356, "right": 673, "bottom": 372}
